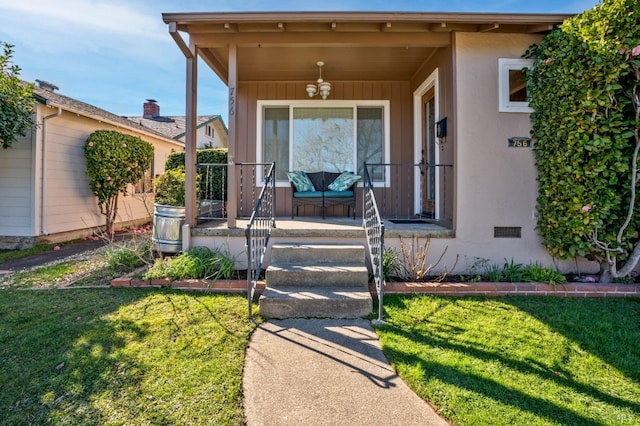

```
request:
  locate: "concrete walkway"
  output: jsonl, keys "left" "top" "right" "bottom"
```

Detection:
{"left": 243, "top": 318, "right": 449, "bottom": 426}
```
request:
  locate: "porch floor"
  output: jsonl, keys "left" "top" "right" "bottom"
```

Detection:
{"left": 192, "top": 216, "right": 454, "bottom": 239}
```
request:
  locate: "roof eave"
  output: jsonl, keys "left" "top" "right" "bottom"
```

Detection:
{"left": 162, "top": 11, "right": 573, "bottom": 27}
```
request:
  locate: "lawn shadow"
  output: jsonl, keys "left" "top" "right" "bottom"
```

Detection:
{"left": 0, "top": 288, "right": 156, "bottom": 424}
{"left": 378, "top": 295, "right": 640, "bottom": 425}
{"left": 0, "top": 288, "right": 251, "bottom": 425}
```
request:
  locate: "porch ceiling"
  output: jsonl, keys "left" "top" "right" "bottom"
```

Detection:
{"left": 162, "top": 11, "right": 572, "bottom": 85}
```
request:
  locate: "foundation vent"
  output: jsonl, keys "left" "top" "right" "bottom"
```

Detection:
{"left": 494, "top": 227, "right": 522, "bottom": 238}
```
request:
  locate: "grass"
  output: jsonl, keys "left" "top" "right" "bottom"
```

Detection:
{"left": 375, "top": 295, "right": 640, "bottom": 426}
{"left": 0, "top": 289, "right": 259, "bottom": 425}
{"left": 1, "top": 251, "right": 125, "bottom": 288}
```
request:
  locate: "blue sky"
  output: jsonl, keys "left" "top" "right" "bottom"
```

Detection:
{"left": 0, "top": 0, "right": 600, "bottom": 123}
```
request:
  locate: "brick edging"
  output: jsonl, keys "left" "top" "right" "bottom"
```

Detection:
{"left": 112, "top": 276, "right": 640, "bottom": 298}
{"left": 111, "top": 277, "right": 265, "bottom": 293}
{"left": 382, "top": 281, "right": 640, "bottom": 298}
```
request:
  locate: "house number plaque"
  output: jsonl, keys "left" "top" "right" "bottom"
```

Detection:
{"left": 508, "top": 137, "right": 532, "bottom": 148}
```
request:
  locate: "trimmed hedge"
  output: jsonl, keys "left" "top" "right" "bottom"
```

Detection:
{"left": 164, "top": 148, "right": 228, "bottom": 201}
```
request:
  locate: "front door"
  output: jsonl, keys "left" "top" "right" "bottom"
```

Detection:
{"left": 421, "top": 88, "right": 437, "bottom": 218}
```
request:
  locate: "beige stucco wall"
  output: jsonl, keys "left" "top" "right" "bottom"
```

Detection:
{"left": 418, "top": 31, "right": 590, "bottom": 272}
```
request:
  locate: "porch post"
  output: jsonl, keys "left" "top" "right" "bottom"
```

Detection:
{"left": 185, "top": 43, "right": 198, "bottom": 229}
{"left": 227, "top": 43, "right": 238, "bottom": 228}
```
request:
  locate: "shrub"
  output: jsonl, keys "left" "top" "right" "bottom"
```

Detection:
{"left": 84, "top": 130, "right": 153, "bottom": 236}
{"left": 526, "top": 0, "right": 640, "bottom": 282}
{"left": 164, "top": 148, "right": 228, "bottom": 201}
{"left": 153, "top": 167, "right": 186, "bottom": 206}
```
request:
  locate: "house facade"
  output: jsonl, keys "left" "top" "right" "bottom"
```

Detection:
{"left": 0, "top": 83, "right": 183, "bottom": 249}
{"left": 162, "top": 11, "right": 596, "bottom": 273}
{"left": 127, "top": 99, "right": 229, "bottom": 149}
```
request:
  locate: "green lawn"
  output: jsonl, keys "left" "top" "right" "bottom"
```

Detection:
{"left": 0, "top": 289, "right": 258, "bottom": 425}
{"left": 2, "top": 288, "right": 638, "bottom": 425}
{"left": 375, "top": 295, "right": 640, "bottom": 426}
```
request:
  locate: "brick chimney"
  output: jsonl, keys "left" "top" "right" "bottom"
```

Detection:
{"left": 143, "top": 99, "right": 160, "bottom": 119}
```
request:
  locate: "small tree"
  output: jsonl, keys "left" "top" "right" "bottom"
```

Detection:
{"left": 84, "top": 130, "right": 154, "bottom": 236}
{"left": 0, "top": 41, "right": 35, "bottom": 149}
{"left": 526, "top": 0, "right": 640, "bottom": 282}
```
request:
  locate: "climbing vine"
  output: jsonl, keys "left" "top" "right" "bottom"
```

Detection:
{"left": 526, "top": 0, "right": 640, "bottom": 281}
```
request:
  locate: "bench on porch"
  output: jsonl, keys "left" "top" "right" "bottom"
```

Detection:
{"left": 288, "top": 171, "right": 360, "bottom": 219}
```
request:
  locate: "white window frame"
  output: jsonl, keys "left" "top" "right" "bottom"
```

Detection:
{"left": 256, "top": 100, "right": 391, "bottom": 187}
{"left": 498, "top": 58, "right": 534, "bottom": 113}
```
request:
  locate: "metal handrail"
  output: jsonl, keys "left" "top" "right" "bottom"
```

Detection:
{"left": 364, "top": 162, "right": 453, "bottom": 222}
{"left": 363, "top": 163, "right": 386, "bottom": 322}
{"left": 245, "top": 163, "right": 276, "bottom": 320}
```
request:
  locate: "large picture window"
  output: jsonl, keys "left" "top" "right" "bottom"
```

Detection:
{"left": 259, "top": 101, "right": 389, "bottom": 185}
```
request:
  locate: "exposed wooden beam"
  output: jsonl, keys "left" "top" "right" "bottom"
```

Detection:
{"left": 527, "top": 24, "right": 554, "bottom": 33}
{"left": 223, "top": 23, "right": 238, "bottom": 32}
{"left": 199, "top": 49, "right": 228, "bottom": 85}
{"left": 479, "top": 23, "right": 499, "bottom": 32}
{"left": 184, "top": 43, "right": 198, "bottom": 228}
{"left": 168, "top": 21, "right": 194, "bottom": 59}
{"left": 429, "top": 22, "right": 448, "bottom": 32}
{"left": 226, "top": 44, "right": 238, "bottom": 228}
{"left": 190, "top": 31, "right": 452, "bottom": 47}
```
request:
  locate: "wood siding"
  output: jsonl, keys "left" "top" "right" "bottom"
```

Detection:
{"left": 235, "top": 80, "right": 412, "bottom": 217}
{"left": 41, "top": 110, "right": 177, "bottom": 235}
{"left": 0, "top": 103, "right": 180, "bottom": 241}
{"left": 0, "top": 127, "right": 35, "bottom": 236}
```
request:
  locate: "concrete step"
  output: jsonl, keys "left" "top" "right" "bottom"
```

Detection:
{"left": 266, "top": 263, "right": 369, "bottom": 287}
{"left": 259, "top": 286, "right": 373, "bottom": 319}
{"left": 271, "top": 243, "right": 365, "bottom": 264}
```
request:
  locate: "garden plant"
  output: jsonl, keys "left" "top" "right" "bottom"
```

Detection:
{"left": 84, "top": 130, "right": 154, "bottom": 236}
{"left": 527, "top": 0, "right": 640, "bottom": 282}
{"left": 0, "top": 41, "right": 35, "bottom": 149}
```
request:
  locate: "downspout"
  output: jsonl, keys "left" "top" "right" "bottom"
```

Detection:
{"left": 40, "top": 106, "right": 62, "bottom": 235}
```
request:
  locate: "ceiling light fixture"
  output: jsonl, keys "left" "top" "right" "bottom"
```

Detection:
{"left": 306, "top": 61, "right": 331, "bottom": 100}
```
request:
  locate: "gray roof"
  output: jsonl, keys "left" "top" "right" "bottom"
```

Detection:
{"left": 32, "top": 86, "right": 181, "bottom": 143}
{"left": 125, "top": 114, "right": 223, "bottom": 140}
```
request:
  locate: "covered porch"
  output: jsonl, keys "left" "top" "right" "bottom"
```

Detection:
{"left": 162, "top": 11, "right": 566, "bottom": 234}
{"left": 162, "top": 11, "right": 575, "bottom": 286}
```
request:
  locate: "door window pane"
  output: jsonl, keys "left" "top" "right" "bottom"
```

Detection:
{"left": 357, "top": 107, "right": 383, "bottom": 181}
{"left": 292, "top": 107, "right": 353, "bottom": 172}
{"left": 263, "top": 107, "right": 289, "bottom": 180}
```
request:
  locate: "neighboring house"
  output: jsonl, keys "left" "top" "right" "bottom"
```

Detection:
{"left": 127, "top": 99, "right": 228, "bottom": 149}
{"left": 162, "top": 11, "right": 596, "bottom": 273}
{"left": 0, "top": 81, "right": 184, "bottom": 249}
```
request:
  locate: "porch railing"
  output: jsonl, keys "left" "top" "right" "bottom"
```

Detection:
{"left": 196, "top": 162, "right": 276, "bottom": 221}
{"left": 363, "top": 164, "right": 386, "bottom": 322}
{"left": 364, "top": 162, "right": 453, "bottom": 222}
{"left": 245, "top": 163, "right": 276, "bottom": 319}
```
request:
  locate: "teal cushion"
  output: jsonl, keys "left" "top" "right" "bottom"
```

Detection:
{"left": 287, "top": 171, "right": 315, "bottom": 192}
{"left": 293, "top": 191, "right": 323, "bottom": 198}
{"left": 324, "top": 190, "right": 354, "bottom": 198}
{"left": 328, "top": 172, "right": 361, "bottom": 191}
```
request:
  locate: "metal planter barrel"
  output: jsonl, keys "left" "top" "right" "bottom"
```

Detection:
{"left": 152, "top": 204, "right": 185, "bottom": 253}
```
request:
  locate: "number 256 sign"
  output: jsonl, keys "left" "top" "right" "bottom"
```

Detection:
{"left": 508, "top": 137, "right": 532, "bottom": 148}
